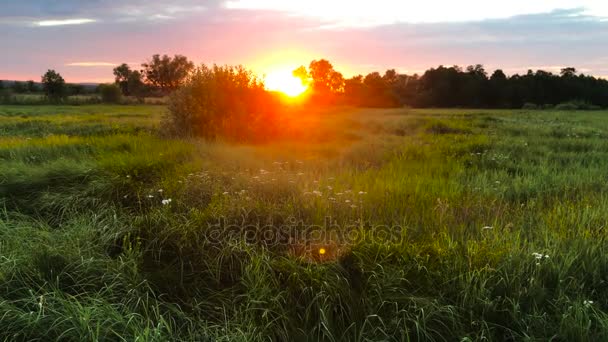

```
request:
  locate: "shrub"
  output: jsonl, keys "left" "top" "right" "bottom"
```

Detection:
{"left": 99, "top": 84, "right": 123, "bottom": 104}
{"left": 554, "top": 100, "right": 603, "bottom": 111}
{"left": 165, "top": 64, "right": 280, "bottom": 142}
{"left": 555, "top": 101, "right": 579, "bottom": 111}
{"left": 522, "top": 103, "right": 539, "bottom": 110}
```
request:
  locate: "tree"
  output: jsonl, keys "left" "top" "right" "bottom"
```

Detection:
{"left": 561, "top": 67, "right": 577, "bottom": 78}
{"left": 41, "top": 70, "right": 66, "bottom": 101}
{"left": 26, "top": 80, "right": 38, "bottom": 93}
{"left": 113, "top": 63, "right": 132, "bottom": 94}
{"left": 292, "top": 66, "right": 309, "bottom": 86}
{"left": 142, "top": 54, "right": 194, "bottom": 93}
{"left": 308, "top": 59, "right": 344, "bottom": 95}
{"left": 0, "top": 80, "right": 3, "bottom": 90}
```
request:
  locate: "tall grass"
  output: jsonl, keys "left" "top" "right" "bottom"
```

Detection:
{"left": 1, "top": 105, "right": 608, "bottom": 340}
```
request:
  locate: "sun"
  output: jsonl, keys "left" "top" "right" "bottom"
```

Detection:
{"left": 265, "top": 68, "right": 307, "bottom": 97}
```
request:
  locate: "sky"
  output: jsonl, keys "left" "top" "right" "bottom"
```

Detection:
{"left": 1, "top": 0, "right": 608, "bottom": 82}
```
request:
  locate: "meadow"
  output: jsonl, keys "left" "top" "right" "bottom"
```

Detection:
{"left": 1, "top": 104, "right": 608, "bottom": 341}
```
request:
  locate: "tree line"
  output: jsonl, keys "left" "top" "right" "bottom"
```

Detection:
{"left": 2, "top": 54, "right": 607, "bottom": 109}
{"left": 292, "top": 61, "right": 608, "bottom": 109}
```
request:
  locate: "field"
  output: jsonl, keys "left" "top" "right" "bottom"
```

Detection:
{"left": 1, "top": 104, "right": 608, "bottom": 341}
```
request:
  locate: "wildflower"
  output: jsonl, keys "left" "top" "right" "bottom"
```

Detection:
{"left": 584, "top": 300, "right": 594, "bottom": 307}
{"left": 327, "top": 186, "right": 333, "bottom": 190}
{"left": 312, "top": 190, "right": 322, "bottom": 197}
{"left": 147, "top": 195, "right": 154, "bottom": 199}
{"left": 123, "top": 195, "right": 128, "bottom": 199}
{"left": 222, "top": 192, "right": 229, "bottom": 195}
{"left": 158, "top": 189, "right": 163, "bottom": 193}
{"left": 532, "top": 252, "right": 549, "bottom": 260}
{"left": 297, "top": 172, "right": 304, "bottom": 176}
{"left": 345, "top": 200, "right": 351, "bottom": 203}
{"left": 328, "top": 197, "right": 336, "bottom": 202}
{"left": 126, "top": 175, "right": 131, "bottom": 178}
{"left": 319, "top": 248, "right": 326, "bottom": 255}
{"left": 482, "top": 226, "right": 493, "bottom": 230}
{"left": 336, "top": 192, "right": 343, "bottom": 196}
{"left": 358, "top": 191, "right": 367, "bottom": 195}
{"left": 161, "top": 199, "right": 172, "bottom": 205}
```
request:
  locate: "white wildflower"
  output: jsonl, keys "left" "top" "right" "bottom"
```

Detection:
{"left": 482, "top": 226, "right": 493, "bottom": 230}
{"left": 147, "top": 195, "right": 154, "bottom": 199}
{"left": 161, "top": 199, "right": 172, "bottom": 205}
{"left": 223, "top": 191, "right": 229, "bottom": 195}
{"left": 584, "top": 300, "right": 594, "bottom": 307}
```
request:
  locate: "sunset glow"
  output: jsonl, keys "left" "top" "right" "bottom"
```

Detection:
{"left": 264, "top": 69, "right": 308, "bottom": 97}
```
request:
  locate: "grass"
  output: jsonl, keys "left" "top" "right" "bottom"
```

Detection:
{"left": 1, "top": 104, "right": 608, "bottom": 341}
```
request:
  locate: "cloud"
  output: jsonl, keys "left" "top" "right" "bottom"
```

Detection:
{"left": 225, "top": 0, "right": 608, "bottom": 27}
{"left": 1, "top": 0, "right": 211, "bottom": 25}
{"left": 36, "top": 18, "right": 97, "bottom": 26}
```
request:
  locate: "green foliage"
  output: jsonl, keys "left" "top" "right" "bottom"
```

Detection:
{"left": 2, "top": 105, "right": 608, "bottom": 340}
{"left": 142, "top": 54, "right": 194, "bottom": 93}
{"left": 166, "top": 64, "right": 278, "bottom": 141}
{"left": 99, "top": 83, "right": 123, "bottom": 104}
{"left": 41, "top": 70, "right": 66, "bottom": 102}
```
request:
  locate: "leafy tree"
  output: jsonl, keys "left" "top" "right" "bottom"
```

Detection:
{"left": 560, "top": 67, "right": 577, "bottom": 78}
{"left": 113, "top": 63, "right": 132, "bottom": 94}
{"left": 0, "top": 80, "right": 4, "bottom": 90}
{"left": 113, "top": 63, "right": 146, "bottom": 98}
{"left": 142, "top": 54, "right": 194, "bottom": 93}
{"left": 308, "top": 59, "right": 344, "bottom": 95}
{"left": 26, "top": 80, "right": 38, "bottom": 93}
{"left": 41, "top": 70, "right": 66, "bottom": 101}
{"left": 292, "top": 66, "right": 309, "bottom": 86}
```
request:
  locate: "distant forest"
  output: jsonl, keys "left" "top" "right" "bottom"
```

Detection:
{"left": 3, "top": 57, "right": 608, "bottom": 109}
{"left": 338, "top": 65, "right": 608, "bottom": 109}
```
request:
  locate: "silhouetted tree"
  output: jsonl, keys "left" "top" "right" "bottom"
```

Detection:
{"left": 41, "top": 70, "right": 66, "bottom": 101}
{"left": 25, "top": 80, "right": 38, "bottom": 93}
{"left": 307, "top": 59, "right": 344, "bottom": 99}
{"left": 142, "top": 54, "right": 194, "bottom": 93}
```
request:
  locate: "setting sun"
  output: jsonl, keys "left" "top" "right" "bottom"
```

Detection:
{"left": 264, "top": 69, "right": 308, "bottom": 97}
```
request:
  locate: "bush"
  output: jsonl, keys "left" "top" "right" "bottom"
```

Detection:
{"left": 555, "top": 102, "right": 579, "bottom": 111}
{"left": 99, "top": 84, "right": 123, "bottom": 104}
{"left": 165, "top": 64, "right": 280, "bottom": 142}
{"left": 522, "top": 103, "right": 539, "bottom": 110}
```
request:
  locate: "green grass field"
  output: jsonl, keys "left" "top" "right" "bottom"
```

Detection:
{"left": 1, "top": 104, "right": 608, "bottom": 341}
